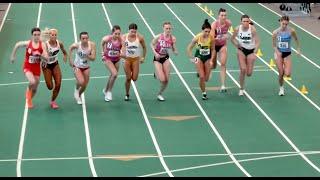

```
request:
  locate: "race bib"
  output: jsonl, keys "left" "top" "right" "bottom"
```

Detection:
{"left": 127, "top": 49, "right": 136, "bottom": 55}
{"left": 48, "top": 56, "right": 57, "bottom": 62}
{"left": 159, "top": 48, "right": 168, "bottom": 55}
{"left": 199, "top": 48, "right": 210, "bottom": 56}
{"left": 216, "top": 34, "right": 223, "bottom": 39}
{"left": 28, "top": 55, "right": 40, "bottom": 64}
{"left": 108, "top": 50, "right": 119, "bottom": 57}
{"left": 278, "top": 42, "right": 289, "bottom": 49}
{"left": 80, "top": 59, "right": 88, "bottom": 65}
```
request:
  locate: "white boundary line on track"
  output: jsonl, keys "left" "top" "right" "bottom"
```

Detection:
{"left": 194, "top": 3, "right": 320, "bottom": 173}
{"left": 2, "top": 150, "right": 320, "bottom": 162}
{"left": 0, "top": 69, "right": 272, "bottom": 87}
{"left": 70, "top": 3, "right": 97, "bottom": 177}
{"left": 258, "top": 3, "right": 320, "bottom": 41}
{"left": 16, "top": 3, "right": 42, "bottom": 177}
{"left": 223, "top": 4, "right": 320, "bottom": 111}
{"left": 0, "top": 3, "right": 11, "bottom": 32}
{"left": 139, "top": 150, "right": 320, "bottom": 177}
{"left": 226, "top": 3, "right": 320, "bottom": 70}
{"left": 101, "top": 3, "right": 173, "bottom": 177}
{"left": 134, "top": 3, "right": 251, "bottom": 177}
{"left": 194, "top": 4, "right": 320, "bottom": 113}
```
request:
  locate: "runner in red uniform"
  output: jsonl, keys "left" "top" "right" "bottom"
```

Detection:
{"left": 10, "top": 27, "right": 49, "bottom": 108}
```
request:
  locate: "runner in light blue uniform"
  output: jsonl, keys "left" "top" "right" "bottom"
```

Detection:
{"left": 272, "top": 15, "right": 301, "bottom": 96}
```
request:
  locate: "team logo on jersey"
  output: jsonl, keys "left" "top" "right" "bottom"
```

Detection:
{"left": 28, "top": 48, "right": 32, "bottom": 54}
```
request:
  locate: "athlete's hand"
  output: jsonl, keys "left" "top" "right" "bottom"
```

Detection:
{"left": 10, "top": 56, "right": 15, "bottom": 64}
{"left": 69, "top": 61, "right": 74, "bottom": 68}
{"left": 63, "top": 55, "right": 67, "bottom": 63}
{"left": 209, "top": 60, "right": 214, "bottom": 68}
{"left": 155, "top": 53, "right": 161, "bottom": 60}
{"left": 140, "top": 57, "right": 145, "bottom": 64}
{"left": 296, "top": 48, "right": 301, "bottom": 56}
{"left": 101, "top": 51, "right": 104, "bottom": 57}
{"left": 190, "top": 57, "right": 199, "bottom": 64}
{"left": 120, "top": 52, "right": 126, "bottom": 59}
{"left": 41, "top": 61, "right": 47, "bottom": 68}
{"left": 274, "top": 49, "right": 280, "bottom": 60}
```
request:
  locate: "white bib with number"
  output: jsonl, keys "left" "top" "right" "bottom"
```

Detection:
{"left": 199, "top": 48, "right": 210, "bottom": 56}
{"left": 28, "top": 55, "right": 40, "bottom": 64}
{"left": 108, "top": 50, "right": 119, "bottom": 57}
{"left": 278, "top": 42, "right": 289, "bottom": 49}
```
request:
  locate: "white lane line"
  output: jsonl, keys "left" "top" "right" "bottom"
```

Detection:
{"left": 70, "top": 3, "right": 97, "bottom": 177}
{"left": 102, "top": 3, "right": 173, "bottom": 177}
{"left": 195, "top": 2, "right": 320, "bottom": 173}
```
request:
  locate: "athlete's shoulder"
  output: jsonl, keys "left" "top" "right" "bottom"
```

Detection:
{"left": 211, "top": 20, "right": 217, "bottom": 28}
{"left": 155, "top": 33, "right": 162, "bottom": 39}
{"left": 103, "top": 35, "right": 112, "bottom": 41}
{"left": 89, "top": 41, "right": 96, "bottom": 46}
{"left": 250, "top": 24, "right": 256, "bottom": 30}
{"left": 137, "top": 33, "right": 144, "bottom": 40}
{"left": 272, "top": 28, "right": 279, "bottom": 35}
{"left": 122, "top": 33, "right": 127, "bottom": 39}
{"left": 195, "top": 33, "right": 202, "bottom": 38}
{"left": 226, "top": 19, "right": 232, "bottom": 26}
{"left": 171, "top": 35, "right": 177, "bottom": 42}
{"left": 289, "top": 26, "right": 296, "bottom": 33}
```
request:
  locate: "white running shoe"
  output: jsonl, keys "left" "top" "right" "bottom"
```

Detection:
{"left": 107, "top": 91, "right": 112, "bottom": 101}
{"left": 124, "top": 95, "right": 130, "bottom": 101}
{"left": 74, "top": 87, "right": 81, "bottom": 104}
{"left": 157, "top": 94, "right": 165, "bottom": 101}
{"left": 102, "top": 89, "right": 113, "bottom": 102}
{"left": 202, "top": 92, "right": 208, "bottom": 100}
{"left": 102, "top": 89, "right": 109, "bottom": 102}
{"left": 278, "top": 86, "right": 285, "bottom": 96}
{"left": 77, "top": 98, "right": 82, "bottom": 105}
{"left": 238, "top": 89, "right": 244, "bottom": 96}
{"left": 220, "top": 85, "right": 227, "bottom": 93}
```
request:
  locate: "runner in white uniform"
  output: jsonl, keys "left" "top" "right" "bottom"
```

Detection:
{"left": 122, "top": 23, "right": 147, "bottom": 101}
{"left": 41, "top": 28, "right": 68, "bottom": 109}
{"left": 231, "top": 14, "right": 260, "bottom": 96}
{"left": 69, "top": 31, "right": 96, "bottom": 104}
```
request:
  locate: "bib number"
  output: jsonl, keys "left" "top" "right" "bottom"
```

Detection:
{"left": 28, "top": 55, "right": 40, "bottom": 64}
{"left": 48, "top": 56, "right": 57, "bottom": 63}
{"left": 159, "top": 48, "right": 168, "bottom": 55}
{"left": 199, "top": 48, "right": 210, "bottom": 56}
{"left": 278, "top": 42, "right": 289, "bottom": 49}
{"left": 108, "top": 50, "right": 119, "bottom": 57}
{"left": 127, "top": 49, "right": 135, "bottom": 55}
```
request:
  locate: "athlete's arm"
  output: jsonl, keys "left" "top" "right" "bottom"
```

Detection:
{"left": 10, "top": 41, "right": 29, "bottom": 63}
{"left": 100, "top": 36, "right": 107, "bottom": 57}
{"left": 40, "top": 41, "right": 49, "bottom": 61}
{"left": 120, "top": 35, "right": 127, "bottom": 59}
{"left": 171, "top": 36, "right": 178, "bottom": 55}
{"left": 224, "top": 20, "right": 232, "bottom": 41}
{"left": 186, "top": 36, "right": 197, "bottom": 59}
{"left": 87, "top": 41, "right": 96, "bottom": 61}
{"left": 150, "top": 34, "right": 161, "bottom": 58}
{"left": 252, "top": 26, "right": 260, "bottom": 53}
{"left": 59, "top": 41, "right": 68, "bottom": 63}
{"left": 209, "top": 34, "right": 215, "bottom": 63}
{"left": 210, "top": 22, "right": 216, "bottom": 40}
{"left": 139, "top": 34, "right": 147, "bottom": 63}
{"left": 231, "top": 26, "right": 240, "bottom": 49}
{"left": 272, "top": 30, "right": 277, "bottom": 50}
{"left": 68, "top": 43, "right": 78, "bottom": 67}
{"left": 291, "top": 28, "right": 301, "bottom": 55}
